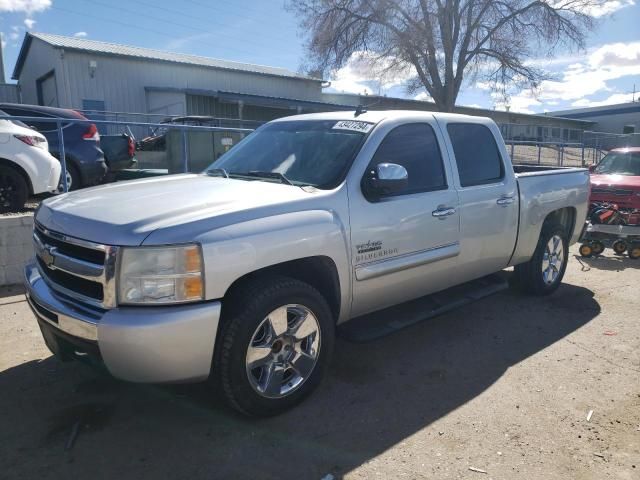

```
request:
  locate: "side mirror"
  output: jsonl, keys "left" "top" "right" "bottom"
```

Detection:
{"left": 365, "top": 163, "right": 408, "bottom": 196}
{"left": 588, "top": 164, "right": 596, "bottom": 173}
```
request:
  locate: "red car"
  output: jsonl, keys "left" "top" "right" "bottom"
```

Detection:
{"left": 589, "top": 147, "right": 640, "bottom": 210}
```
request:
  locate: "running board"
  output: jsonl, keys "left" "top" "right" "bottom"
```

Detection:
{"left": 339, "top": 273, "right": 509, "bottom": 343}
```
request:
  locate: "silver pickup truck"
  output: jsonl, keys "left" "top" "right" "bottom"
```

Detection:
{"left": 24, "top": 111, "right": 589, "bottom": 416}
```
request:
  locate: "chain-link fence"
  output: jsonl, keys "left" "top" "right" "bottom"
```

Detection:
{"left": 3, "top": 114, "right": 254, "bottom": 193}
{"left": 500, "top": 123, "right": 640, "bottom": 167}
{"left": 504, "top": 141, "right": 585, "bottom": 167}
{"left": 7, "top": 110, "right": 640, "bottom": 198}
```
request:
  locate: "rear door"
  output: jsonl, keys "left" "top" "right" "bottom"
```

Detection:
{"left": 440, "top": 120, "right": 519, "bottom": 280}
{"left": 348, "top": 120, "right": 461, "bottom": 317}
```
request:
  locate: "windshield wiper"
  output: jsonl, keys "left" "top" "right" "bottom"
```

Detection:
{"left": 241, "top": 170, "right": 294, "bottom": 185}
{"left": 206, "top": 168, "right": 229, "bottom": 178}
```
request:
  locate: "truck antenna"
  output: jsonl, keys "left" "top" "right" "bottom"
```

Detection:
{"left": 354, "top": 105, "right": 367, "bottom": 117}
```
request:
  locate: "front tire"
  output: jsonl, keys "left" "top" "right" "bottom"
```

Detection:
{"left": 213, "top": 275, "right": 334, "bottom": 417}
{"left": 514, "top": 223, "right": 569, "bottom": 295}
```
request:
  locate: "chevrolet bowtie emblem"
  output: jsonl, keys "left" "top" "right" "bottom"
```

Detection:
{"left": 41, "top": 245, "right": 56, "bottom": 268}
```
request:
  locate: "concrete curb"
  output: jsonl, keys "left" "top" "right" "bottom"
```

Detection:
{"left": 0, "top": 214, "right": 34, "bottom": 287}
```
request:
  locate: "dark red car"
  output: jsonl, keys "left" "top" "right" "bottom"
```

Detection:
{"left": 589, "top": 147, "right": 640, "bottom": 210}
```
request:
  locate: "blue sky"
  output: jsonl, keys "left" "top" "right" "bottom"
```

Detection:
{"left": 0, "top": 0, "right": 638, "bottom": 113}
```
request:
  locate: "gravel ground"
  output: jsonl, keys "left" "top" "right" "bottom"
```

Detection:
{"left": 0, "top": 246, "right": 638, "bottom": 480}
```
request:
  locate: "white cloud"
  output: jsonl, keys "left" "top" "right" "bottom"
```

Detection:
{"left": 493, "top": 90, "right": 542, "bottom": 114}
{"left": 0, "top": 0, "right": 51, "bottom": 13}
{"left": 579, "top": 0, "right": 635, "bottom": 17}
{"left": 327, "top": 51, "right": 415, "bottom": 96}
{"left": 491, "top": 41, "right": 640, "bottom": 113}
{"left": 571, "top": 92, "right": 637, "bottom": 107}
{"left": 73, "top": 31, "right": 87, "bottom": 38}
{"left": 535, "top": 42, "right": 640, "bottom": 102}
{"left": 23, "top": 17, "right": 34, "bottom": 29}
{"left": 414, "top": 92, "right": 432, "bottom": 102}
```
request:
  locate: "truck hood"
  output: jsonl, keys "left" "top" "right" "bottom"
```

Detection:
{"left": 590, "top": 173, "right": 640, "bottom": 189}
{"left": 37, "top": 174, "right": 318, "bottom": 245}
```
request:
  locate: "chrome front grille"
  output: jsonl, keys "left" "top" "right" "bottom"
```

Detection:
{"left": 33, "top": 222, "right": 118, "bottom": 309}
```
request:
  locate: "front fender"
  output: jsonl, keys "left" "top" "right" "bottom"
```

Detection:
{"left": 192, "top": 209, "right": 351, "bottom": 320}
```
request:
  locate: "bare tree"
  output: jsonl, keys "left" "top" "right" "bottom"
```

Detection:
{"left": 289, "top": 0, "right": 604, "bottom": 112}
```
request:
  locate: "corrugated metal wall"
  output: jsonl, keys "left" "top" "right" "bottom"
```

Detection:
{"left": 186, "top": 95, "right": 239, "bottom": 118}
{"left": 16, "top": 39, "right": 61, "bottom": 106}
{"left": 0, "top": 83, "right": 19, "bottom": 103}
{"left": 18, "top": 42, "right": 323, "bottom": 115}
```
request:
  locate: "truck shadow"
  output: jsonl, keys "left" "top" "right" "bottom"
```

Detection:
{"left": 0, "top": 282, "right": 599, "bottom": 479}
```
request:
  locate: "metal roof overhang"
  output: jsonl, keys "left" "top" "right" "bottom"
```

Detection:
{"left": 144, "top": 87, "right": 354, "bottom": 111}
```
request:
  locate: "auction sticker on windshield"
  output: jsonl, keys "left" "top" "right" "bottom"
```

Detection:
{"left": 332, "top": 120, "right": 374, "bottom": 133}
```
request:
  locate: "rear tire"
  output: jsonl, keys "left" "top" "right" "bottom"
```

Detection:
{"left": 513, "top": 223, "right": 569, "bottom": 295}
{"left": 59, "top": 161, "right": 80, "bottom": 191}
{"left": 0, "top": 166, "right": 28, "bottom": 213}
{"left": 212, "top": 275, "right": 334, "bottom": 417}
{"left": 628, "top": 244, "right": 640, "bottom": 260}
{"left": 591, "top": 240, "right": 605, "bottom": 256}
{"left": 612, "top": 240, "right": 627, "bottom": 255}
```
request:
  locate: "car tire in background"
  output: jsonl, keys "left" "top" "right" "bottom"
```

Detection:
{"left": 59, "top": 161, "right": 80, "bottom": 191}
{"left": 212, "top": 275, "right": 334, "bottom": 417}
{"left": 0, "top": 165, "right": 28, "bottom": 213}
{"left": 513, "top": 222, "right": 569, "bottom": 296}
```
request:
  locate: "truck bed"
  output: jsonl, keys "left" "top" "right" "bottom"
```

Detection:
{"left": 509, "top": 164, "right": 590, "bottom": 266}
{"left": 513, "top": 164, "right": 587, "bottom": 175}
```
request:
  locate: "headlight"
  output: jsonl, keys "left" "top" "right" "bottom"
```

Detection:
{"left": 118, "top": 244, "right": 204, "bottom": 305}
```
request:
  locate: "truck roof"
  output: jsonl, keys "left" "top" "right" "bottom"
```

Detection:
{"left": 272, "top": 109, "right": 494, "bottom": 125}
{"left": 611, "top": 147, "right": 640, "bottom": 153}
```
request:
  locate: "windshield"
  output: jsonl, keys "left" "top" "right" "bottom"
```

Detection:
{"left": 208, "top": 120, "right": 370, "bottom": 188}
{"left": 594, "top": 151, "right": 640, "bottom": 176}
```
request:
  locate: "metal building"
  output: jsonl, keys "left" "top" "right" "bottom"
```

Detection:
{"left": 548, "top": 102, "right": 640, "bottom": 135}
{"left": 324, "top": 92, "right": 593, "bottom": 143}
{"left": 12, "top": 32, "right": 343, "bottom": 122}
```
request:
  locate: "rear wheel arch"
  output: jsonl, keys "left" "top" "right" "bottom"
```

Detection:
{"left": 543, "top": 207, "right": 577, "bottom": 239}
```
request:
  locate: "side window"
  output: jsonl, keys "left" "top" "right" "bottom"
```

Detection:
{"left": 2, "top": 108, "right": 55, "bottom": 132}
{"left": 368, "top": 123, "right": 446, "bottom": 196}
{"left": 447, "top": 123, "right": 504, "bottom": 187}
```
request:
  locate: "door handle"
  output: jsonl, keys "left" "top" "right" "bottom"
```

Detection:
{"left": 496, "top": 196, "right": 515, "bottom": 206}
{"left": 432, "top": 207, "right": 456, "bottom": 218}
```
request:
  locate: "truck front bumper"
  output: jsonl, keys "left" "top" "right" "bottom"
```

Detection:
{"left": 24, "top": 262, "right": 221, "bottom": 383}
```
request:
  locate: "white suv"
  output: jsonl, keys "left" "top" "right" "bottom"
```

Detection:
{"left": 0, "top": 115, "right": 61, "bottom": 212}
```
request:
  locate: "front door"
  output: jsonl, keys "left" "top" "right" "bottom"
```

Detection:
{"left": 348, "top": 121, "right": 461, "bottom": 317}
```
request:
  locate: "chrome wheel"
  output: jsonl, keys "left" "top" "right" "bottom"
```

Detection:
{"left": 245, "top": 304, "right": 321, "bottom": 399}
{"left": 541, "top": 234, "right": 565, "bottom": 285}
{"left": 59, "top": 169, "right": 73, "bottom": 192}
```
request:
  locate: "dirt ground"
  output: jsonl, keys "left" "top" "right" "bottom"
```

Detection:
{"left": 1, "top": 245, "right": 638, "bottom": 480}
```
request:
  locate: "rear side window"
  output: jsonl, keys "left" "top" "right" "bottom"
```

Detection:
{"left": 447, "top": 123, "right": 504, "bottom": 187}
{"left": 1, "top": 107, "right": 55, "bottom": 132}
{"left": 369, "top": 123, "right": 446, "bottom": 196}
